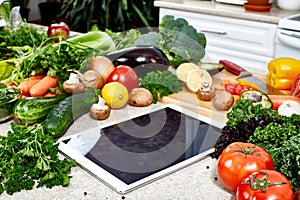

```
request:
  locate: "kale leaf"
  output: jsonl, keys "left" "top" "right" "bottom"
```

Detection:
{"left": 139, "top": 70, "right": 183, "bottom": 103}
{"left": 249, "top": 121, "right": 300, "bottom": 191}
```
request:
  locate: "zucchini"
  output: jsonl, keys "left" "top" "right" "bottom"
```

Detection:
{"left": 12, "top": 93, "right": 69, "bottom": 124}
{"left": 44, "top": 88, "right": 99, "bottom": 138}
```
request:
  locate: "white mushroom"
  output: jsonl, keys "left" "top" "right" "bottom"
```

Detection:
{"left": 63, "top": 73, "right": 85, "bottom": 94}
{"left": 90, "top": 95, "right": 111, "bottom": 120}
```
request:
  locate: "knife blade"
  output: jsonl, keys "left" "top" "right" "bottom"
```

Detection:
{"left": 219, "top": 60, "right": 283, "bottom": 95}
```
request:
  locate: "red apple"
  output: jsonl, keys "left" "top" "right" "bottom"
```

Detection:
{"left": 47, "top": 22, "right": 70, "bottom": 40}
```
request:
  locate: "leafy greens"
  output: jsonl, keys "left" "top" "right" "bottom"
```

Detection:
{"left": 211, "top": 99, "right": 300, "bottom": 192}
{"left": 0, "top": 123, "right": 74, "bottom": 195}
{"left": 0, "top": 23, "right": 49, "bottom": 48}
{"left": 248, "top": 117, "right": 300, "bottom": 191}
{"left": 8, "top": 41, "right": 92, "bottom": 85}
{"left": 139, "top": 70, "right": 183, "bottom": 103}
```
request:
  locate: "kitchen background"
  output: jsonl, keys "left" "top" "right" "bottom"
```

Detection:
{"left": 9, "top": 0, "right": 300, "bottom": 74}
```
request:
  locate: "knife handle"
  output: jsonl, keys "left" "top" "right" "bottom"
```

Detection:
{"left": 219, "top": 60, "right": 246, "bottom": 76}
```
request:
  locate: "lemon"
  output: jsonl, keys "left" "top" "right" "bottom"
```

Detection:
{"left": 186, "top": 69, "right": 213, "bottom": 93}
{"left": 176, "top": 62, "right": 198, "bottom": 82}
{"left": 101, "top": 82, "right": 129, "bottom": 109}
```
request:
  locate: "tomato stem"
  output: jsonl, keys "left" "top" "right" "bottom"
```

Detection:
{"left": 242, "top": 170, "right": 287, "bottom": 192}
{"left": 234, "top": 144, "right": 261, "bottom": 157}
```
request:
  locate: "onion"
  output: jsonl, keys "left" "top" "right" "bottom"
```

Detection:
{"left": 89, "top": 56, "right": 115, "bottom": 82}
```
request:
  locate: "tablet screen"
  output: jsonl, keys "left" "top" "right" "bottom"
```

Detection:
{"left": 60, "top": 105, "right": 221, "bottom": 193}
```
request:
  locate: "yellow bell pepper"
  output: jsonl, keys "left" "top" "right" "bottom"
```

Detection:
{"left": 266, "top": 73, "right": 294, "bottom": 90}
{"left": 267, "top": 57, "right": 300, "bottom": 90}
{"left": 237, "top": 79, "right": 260, "bottom": 90}
{"left": 267, "top": 57, "right": 300, "bottom": 79}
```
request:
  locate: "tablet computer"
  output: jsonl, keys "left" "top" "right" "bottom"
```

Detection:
{"left": 58, "top": 104, "right": 222, "bottom": 194}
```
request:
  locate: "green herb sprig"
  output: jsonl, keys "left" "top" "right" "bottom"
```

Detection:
{"left": 9, "top": 41, "right": 91, "bottom": 85}
{"left": 0, "top": 23, "right": 48, "bottom": 48}
{"left": 0, "top": 123, "right": 74, "bottom": 195}
{"left": 226, "top": 99, "right": 278, "bottom": 127}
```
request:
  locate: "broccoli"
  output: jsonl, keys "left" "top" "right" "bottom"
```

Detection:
{"left": 134, "top": 15, "right": 206, "bottom": 68}
{"left": 134, "top": 31, "right": 160, "bottom": 48}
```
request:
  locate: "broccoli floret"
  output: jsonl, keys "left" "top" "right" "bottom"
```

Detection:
{"left": 133, "top": 15, "right": 207, "bottom": 68}
{"left": 134, "top": 31, "right": 160, "bottom": 48}
{"left": 159, "top": 15, "right": 206, "bottom": 67}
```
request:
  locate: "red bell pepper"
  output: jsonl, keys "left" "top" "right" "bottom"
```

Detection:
{"left": 290, "top": 73, "right": 300, "bottom": 98}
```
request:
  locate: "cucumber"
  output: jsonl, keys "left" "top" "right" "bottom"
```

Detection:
{"left": 44, "top": 88, "right": 99, "bottom": 138}
{"left": 12, "top": 93, "right": 69, "bottom": 124}
{"left": 198, "top": 63, "right": 225, "bottom": 76}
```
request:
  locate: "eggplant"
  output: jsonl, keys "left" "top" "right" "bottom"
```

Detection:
{"left": 106, "top": 45, "right": 169, "bottom": 66}
{"left": 105, "top": 45, "right": 169, "bottom": 77}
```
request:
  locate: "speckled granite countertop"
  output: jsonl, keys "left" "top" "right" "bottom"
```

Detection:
{"left": 154, "top": 0, "right": 299, "bottom": 24}
{"left": 0, "top": 104, "right": 233, "bottom": 200}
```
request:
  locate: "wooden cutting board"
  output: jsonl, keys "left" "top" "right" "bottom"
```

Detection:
{"left": 159, "top": 69, "right": 290, "bottom": 126}
{"left": 158, "top": 69, "right": 253, "bottom": 126}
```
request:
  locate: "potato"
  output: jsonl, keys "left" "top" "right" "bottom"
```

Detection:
{"left": 129, "top": 88, "right": 153, "bottom": 107}
{"left": 212, "top": 90, "right": 234, "bottom": 111}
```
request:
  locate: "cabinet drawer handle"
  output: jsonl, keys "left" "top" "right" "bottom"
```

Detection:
{"left": 199, "top": 30, "right": 227, "bottom": 35}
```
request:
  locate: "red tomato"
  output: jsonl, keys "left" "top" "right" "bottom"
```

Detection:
{"left": 239, "top": 86, "right": 253, "bottom": 95}
{"left": 225, "top": 83, "right": 255, "bottom": 95}
{"left": 236, "top": 170, "right": 294, "bottom": 200}
{"left": 106, "top": 65, "right": 138, "bottom": 91}
{"left": 225, "top": 83, "right": 237, "bottom": 95}
{"left": 234, "top": 84, "right": 244, "bottom": 95}
{"left": 295, "top": 189, "right": 300, "bottom": 200}
{"left": 217, "top": 142, "right": 274, "bottom": 192}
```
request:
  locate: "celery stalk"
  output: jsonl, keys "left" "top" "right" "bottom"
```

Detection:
{"left": 67, "top": 31, "right": 116, "bottom": 54}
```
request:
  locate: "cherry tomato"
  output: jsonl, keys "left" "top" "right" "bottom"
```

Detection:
{"left": 106, "top": 65, "right": 138, "bottom": 91}
{"left": 236, "top": 170, "right": 294, "bottom": 200}
{"left": 217, "top": 142, "right": 274, "bottom": 192}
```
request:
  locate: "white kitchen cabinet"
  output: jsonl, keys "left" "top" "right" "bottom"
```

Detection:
{"left": 159, "top": 8, "right": 277, "bottom": 75}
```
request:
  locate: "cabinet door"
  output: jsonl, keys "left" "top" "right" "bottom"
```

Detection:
{"left": 159, "top": 8, "right": 277, "bottom": 75}
{"left": 159, "top": 8, "right": 276, "bottom": 57}
{"left": 204, "top": 47, "right": 273, "bottom": 75}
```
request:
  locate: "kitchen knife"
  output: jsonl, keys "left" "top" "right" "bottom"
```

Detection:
{"left": 219, "top": 60, "right": 283, "bottom": 95}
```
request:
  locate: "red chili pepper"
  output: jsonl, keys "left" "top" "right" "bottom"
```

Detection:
{"left": 290, "top": 73, "right": 300, "bottom": 98}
